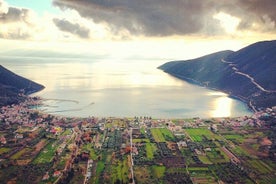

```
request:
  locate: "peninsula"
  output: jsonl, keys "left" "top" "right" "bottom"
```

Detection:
{"left": 159, "top": 40, "right": 276, "bottom": 111}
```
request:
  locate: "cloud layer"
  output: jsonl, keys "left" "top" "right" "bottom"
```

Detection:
{"left": 0, "top": 0, "right": 275, "bottom": 41}
{"left": 53, "top": 18, "right": 90, "bottom": 38}
{"left": 53, "top": 0, "right": 276, "bottom": 36}
{"left": 0, "top": 0, "right": 35, "bottom": 39}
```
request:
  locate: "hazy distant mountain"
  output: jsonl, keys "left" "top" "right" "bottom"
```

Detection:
{"left": 0, "top": 65, "right": 44, "bottom": 106}
{"left": 159, "top": 40, "right": 276, "bottom": 110}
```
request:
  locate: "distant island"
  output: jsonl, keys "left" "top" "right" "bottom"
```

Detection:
{"left": 159, "top": 40, "right": 276, "bottom": 111}
{"left": 0, "top": 65, "right": 44, "bottom": 106}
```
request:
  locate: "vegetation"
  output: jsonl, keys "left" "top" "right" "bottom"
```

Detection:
{"left": 185, "top": 128, "right": 220, "bottom": 142}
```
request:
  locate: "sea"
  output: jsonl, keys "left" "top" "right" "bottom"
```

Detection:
{"left": 0, "top": 55, "right": 252, "bottom": 118}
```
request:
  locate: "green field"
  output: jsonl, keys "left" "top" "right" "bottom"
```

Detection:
{"left": 223, "top": 134, "right": 244, "bottom": 143}
{"left": 111, "top": 157, "right": 129, "bottom": 183}
{"left": 132, "top": 139, "right": 150, "bottom": 143}
{"left": 61, "top": 128, "right": 72, "bottom": 135}
{"left": 0, "top": 147, "right": 10, "bottom": 155}
{"left": 231, "top": 145, "right": 250, "bottom": 157}
{"left": 92, "top": 161, "right": 105, "bottom": 184}
{"left": 146, "top": 143, "right": 157, "bottom": 160}
{"left": 11, "top": 148, "right": 32, "bottom": 160}
{"left": 198, "top": 155, "right": 212, "bottom": 164}
{"left": 151, "top": 165, "right": 165, "bottom": 178}
{"left": 33, "top": 140, "right": 59, "bottom": 163}
{"left": 185, "top": 128, "right": 220, "bottom": 142}
{"left": 82, "top": 143, "right": 99, "bottom": 160}
{"left": 206, "top": 148, "right": 230, "bottom": 163}
{"left": 248, "top": 159, "right": 273, "bottom": 174}
{"left": 151, "top": 128, "right": 174, "bottom": 142}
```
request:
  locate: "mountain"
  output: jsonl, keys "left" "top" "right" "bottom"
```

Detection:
{"left": 159, "top": 40, "right": 276, "bottom": 111}
{"left": 0, "top": 65, "right": 44, "bottom": 106}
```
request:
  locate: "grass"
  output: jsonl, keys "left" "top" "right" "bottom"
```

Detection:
{"left": 33, "top": 140, "right": 59, "bottom": 164}
{"left": 231, "top": 145, "right": 250, "bottom": 157}
{"left": 82, "top": 143, "right": 99, "bottom": 160}
{"left": 206, "top": 148, "right": 230, "bottom": 163}
{"left": 134, "top": 166, "right": 152, "bottom": 184}
{"left": 152, "top": 165, "right": 165, "bottom": 178}
{"left": 146, "top": 143, "right": 157, "bottom": 160}
{"left": 248, "top": 159, "right": 273, "bottom": 174}
{"left": 198, "top": 155, "right": 212, "bottom": 164}
{"left": 151, "top": 128, "right": 174, "bottom": 142}
{"left": 160, "top": 128, "right": 175, "bottom": 141}
{"left": 132, "top": 139, "right": 150, "bottom": 143}
{"left": 151, "top": 128, "right": 166, "bottom": 142}
{"left": 185, "top": 128, "right": 221, "bottom": 142}
{"left": 188, "top": 167, "right": 217, "bottom": 184}
{"left": 188, "top": 167, "right": 209, "bottom": 171}
{"left": 10, "top": 148, "right": 32, "bottom": 160}
{"left": 61, "top": 128, "right": 72, "bottom": 136}
{"left": 111, "top": 157, "right": 129, "bottom": 183}
{"left": 93, "top": 161, "right": 105, "bottom": 184}
{"left": 0, "top": 147, "right": 10, "bottom": 155}
{"left": 224, "top": 134, "right": 244, "bottom": 143}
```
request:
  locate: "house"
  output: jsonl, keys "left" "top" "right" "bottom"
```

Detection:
{"left": 42, "top": 172, "right": 50, "bottom": 180}
{"left": 0, "top": 136, "right": 6, "bottom": 144}
{"left": 53, "top": 170, "right": 61, "bottom": 177}
{"left": 15, "top": 134, "right": 23, "bottom": 139}
{"left": 177, "top": 141, "right": 187, "bottom": 148}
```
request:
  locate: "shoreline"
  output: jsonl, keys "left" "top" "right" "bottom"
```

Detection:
{"left": 165, "top": 72, "right": 256, "bottom": 113}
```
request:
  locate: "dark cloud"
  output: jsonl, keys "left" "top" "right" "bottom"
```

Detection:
{"left": 218, "top": 0, "right": 276, "bottom": 32}
{"left": 0, "top": 6, "right": 30, "bottom": 23}
{"left": 53, "top": 0, "right": 211, "bottom": 36}
{"left": 53, "top": 0, "right": 276, "bottom": 36}
{"left": 53, "top": 18, "right": 90, "bottom": 38}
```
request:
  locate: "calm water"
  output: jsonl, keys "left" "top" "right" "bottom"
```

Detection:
{"left": 1, "top": 56, "right": 252, "bottom": 118}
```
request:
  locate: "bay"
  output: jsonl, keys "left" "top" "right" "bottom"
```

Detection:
{"left": 0, "top": 56, "right": 252, "bottom": 118}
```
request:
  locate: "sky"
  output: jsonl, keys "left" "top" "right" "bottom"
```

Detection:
{"left": 0, "top": 0, "right": 276, "bottom": 60}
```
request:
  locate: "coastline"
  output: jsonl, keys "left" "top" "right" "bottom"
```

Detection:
{"left": 165, "top": 72, "right": 256, "bottom": 113}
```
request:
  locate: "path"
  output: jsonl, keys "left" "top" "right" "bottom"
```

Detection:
{"left": 221, "top": 59, "right": 276, "bottom": 93}
{"left": 129, "top": 128, "right": 135, "bottom": 184}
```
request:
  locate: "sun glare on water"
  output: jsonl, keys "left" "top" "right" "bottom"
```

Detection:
{"left": 212, "top": 96, "right": 233, "bottom": 117}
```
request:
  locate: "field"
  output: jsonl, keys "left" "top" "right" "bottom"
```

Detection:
{"left": 33, "top": 140, "right": 59, "bottom": 164}
{"left": 189, "top": 167, "right": 217, "bottom": 184}
{"left": 151, "top": 165, "right": 165, "bottom": 178}
{"left": 91, "top": 161, "right": 105, "bottom": 184}
{"left": 132, "top": 139, "right": 150, "bottom": 143}
{"left": 10, "top": 148, "right": 32, "bottom": 160}
{"left": 248, "top": 159, "right": 273, "bottom": 174}
{"left": 82, "top": 142, "right": 99, "bottom": 160}
{"left": 0, "top": 147, "right": 10, "bottom": 155}
{"left": 185, "top": 128, "right": 221, "bottom": 142}
{"left": 151, "top": 128, "right": 175, "bottom": 142}
{"left": 145, "top": 143, "right": 157, "bottom": 160}
{"left": 206, "top": 148, "right": 230, "bottom": 163}
{"left": 223, "top": 134, "right": 244, "bottom": 143}
{"left": 111, "top": 156, "right": 129, "bottom": 183}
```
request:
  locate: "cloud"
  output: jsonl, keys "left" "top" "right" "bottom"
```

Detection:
{"left": 0, "top": 0, "right": 36, "bottom": 39}
{"left": 53, "top": 0, "right": 276, "bottom": 37}
{"left": 218, "top": 0, "right": 276, "bottom": 32}
{"left": 52, "top": 0, "right": 210, "bottom": 36}
{"left": 0, "top": 0, "right": 8, "bottom": 14}
{"left": 53, "top": 18, "right": 90, "bottom": 38}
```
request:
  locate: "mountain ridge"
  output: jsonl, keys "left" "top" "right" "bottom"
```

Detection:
{"left": 0, "top": 65, "right": 44, "bottom": 106}
{"left": 159, "top": 40, "right": 276, "bottom": 111}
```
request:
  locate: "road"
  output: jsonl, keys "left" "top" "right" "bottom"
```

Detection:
{"left": 221, "top": 59, "right": 276, "bottom": 93}
{"left": 129, "top": 128, "right": 135, "bottom": 184}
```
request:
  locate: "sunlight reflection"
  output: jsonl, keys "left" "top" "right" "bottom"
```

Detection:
{"left": 212, "top": 96, "right": 232, "bottom": 117}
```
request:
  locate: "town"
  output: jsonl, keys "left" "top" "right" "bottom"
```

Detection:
{"left": 0, "top": 97, "right": 276, "bottom": 183}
